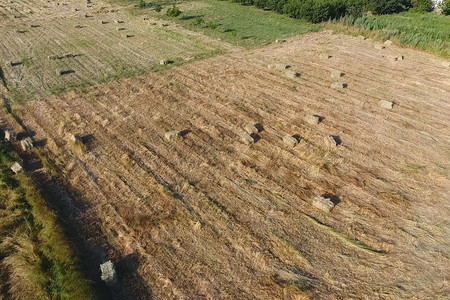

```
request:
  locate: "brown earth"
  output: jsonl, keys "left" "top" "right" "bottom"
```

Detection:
{"left": 10, "top": 31, "right": 450, "bottom": 299}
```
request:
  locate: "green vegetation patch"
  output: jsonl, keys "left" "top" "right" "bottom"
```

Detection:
{"left": 0, "top": 140, "right": 96, "bottom": 299}
{"left": 156, "top": 0, "right": 321, "bottom": 47}
{"left": 333, "top": 12, "right": 450, "bottom": 58}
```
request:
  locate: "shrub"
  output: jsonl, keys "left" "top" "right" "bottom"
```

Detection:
{"left": 154, "top": 4, "right": 162, "bottom": 12}
{"left": 207, "top": 21, "right": 219, "bottom": 29}
{"left": 231, "top": 0, "right": 414, "bottom": 23}
{"left": 138, "top": 0, "right": 147, "bottom": 9}
{"left": 373, "top": 0, "right": 411, "bottom": 14}
{"left": 193, "top": 16, "right": 205, "bottom": 25}
{"left": 283, "top": 0, "right": 347, "bottom": 23}
{"left": 440, "top": 0, "right": 450, "bottom": 14}
{"left": 411, "top": 0, "right": 432, "bottom": 11}
{"left": 166, "top": 5, "right": 182, "bottom": 17}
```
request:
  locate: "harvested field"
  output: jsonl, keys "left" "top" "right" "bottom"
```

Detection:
{"left": 13, "top": 31, "right": 450, "bottom": 299}
{"left": 0, "top": 0, "right": 233, "bottom": 101}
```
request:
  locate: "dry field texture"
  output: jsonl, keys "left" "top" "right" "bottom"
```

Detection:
{"left": 10, "top": 31, "right": 450, "bottom": 299}
{"left": 0, "top": 0, "right": 233, "bottom": 101}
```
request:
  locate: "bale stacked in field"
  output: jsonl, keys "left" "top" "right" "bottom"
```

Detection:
{"left": 68, "top": 134, "right": 78, "bottom": 143}
{"left": 319, "top": 53, "right": 332, "bottom": 59}
{"left": 374, "top": 44, "right": 385, "bottom": 50}
{"left": 11, "top": 162, "right": 23, "bottom": 174}
{"left": 100, "top": 261, "right": 117, "bottom": 286}
{"left": 380, "top": 100, "right": 394, "bottom": 109}
{"left": 285, "top": 70, "right": 300, "bottom": 78}
{"left": 68, "top": 134, "right": 87, "bottom": 153}
{"left": 9, "top": 61, "right": 22, "bottom": 66}
{"left": 283, "top": 135, "right": 298, "bottom": 147}
{"left": 304, "top": 115, "right": 321, "bottom": 125}
{"left": 331, "top": 70, "right": 344, "bottom": 79}
{"left": 241, "top": 133, "right": 254, "bottom": 145}
{"left": 324, "top": 135, "right": 338, "bottom": 148}
{"left": 331, "top": 82, "right": 346, "bottom": 90}
{"left": 244, "top": 123, "right": 259, "bottom": 134}
{"left": 160, "top": 60, "right": 171, "bottom": 65}
{"left": 165, "top": 130, "right": 181, "bottom": 141}
{"left": 390, "top": 55, "right": 404, "bottom": 62}
{"left": 268, "top": 64, "right": 289, "bottom": 70}
{"left": 4, "top": 130, "right": 16, "bottom": 141}
{"left": 312, "top": 195, "right": 336, "bottom": 212}
{"left": 20, "top": 137, "right": 33, "bottom": 151}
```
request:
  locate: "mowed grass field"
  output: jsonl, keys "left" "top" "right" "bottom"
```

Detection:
{"left": 0, "top": 0, "right": 322, "bottom": 103}
{"left": 0, "top": 0, "right": 232, "bottom": 102}
{"left": 14, "top": 32, "right": 450, "bottom": 299}
{"left": 149, "top": 0, "right": 322, "bottom": 47}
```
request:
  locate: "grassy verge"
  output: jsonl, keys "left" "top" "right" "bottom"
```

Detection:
{"left": 128, "top": 0, "right": 322, "bottom": 47}
{"left": 0, "top": 140, "right": 97, "bottom": 299}
{"left": 328, "top": 12, "right": 450, "bottom": 58}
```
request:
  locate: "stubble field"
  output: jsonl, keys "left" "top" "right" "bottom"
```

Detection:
{"left": 0, "top": 0, "right": 232, "bottom": 101}
{"left": 13, "top": 31, "right": 450, "bottom": 299}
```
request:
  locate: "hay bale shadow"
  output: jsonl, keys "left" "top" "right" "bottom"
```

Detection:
{"left": 331, "top": 135, "right": 342, "bottom": 145}
{"left": 180, "top": 15, "right": 203, "bottom": 20}
{"left": 321, "top": 193, "right": 340, "bottom": 205}
{"left": 254, "top": 123, "right": 264, "bottom": 132}
{"left": 33, "top": 138, "right": 47, "bottom": 148}
{"left": 114, "top": 253, "right": 154, "bottom": 300}
{"left": 292, "top": 134, "right": 302, "bottom": 143}
{"left": 59, "top": 69, "right": 76, "bottom": 75}
{"left": 17, "top": 130, "right": 35, "bottom": 140}
{"left": 80, "top": 134, "right": 94, "bottom": 151}
{"left": 313, "top": 114, "right": 324, "bottom": 123}
{"left": 250, "top": 133, "right": 261, "bottom": 143}
{"left": 179, "top": 129, "right": 190, "bottom": 137}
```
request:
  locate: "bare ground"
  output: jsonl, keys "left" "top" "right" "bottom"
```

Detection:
{"left": 10, "top": 31, "right": 450, "bottom": 299}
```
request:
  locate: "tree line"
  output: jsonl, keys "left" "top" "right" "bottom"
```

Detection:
{"left": 229, "top": 0, "right": 435, "bottom": 23}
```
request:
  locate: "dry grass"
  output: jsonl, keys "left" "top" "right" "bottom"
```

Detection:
{"left": 8, "top": 31, "right": 450, "bottom": 299}
{"left": 0, "top": 139, "right": 95, "bottom": 299}
{"left": 70, "top": 139, "right": 87, "bottom": 154}
{"left": 0, "top": 0, "right": 231, "bottom": 102}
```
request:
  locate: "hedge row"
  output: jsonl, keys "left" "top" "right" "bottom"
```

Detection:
{"left": 230, "top": 0, "right": 428, "bottom": 23}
